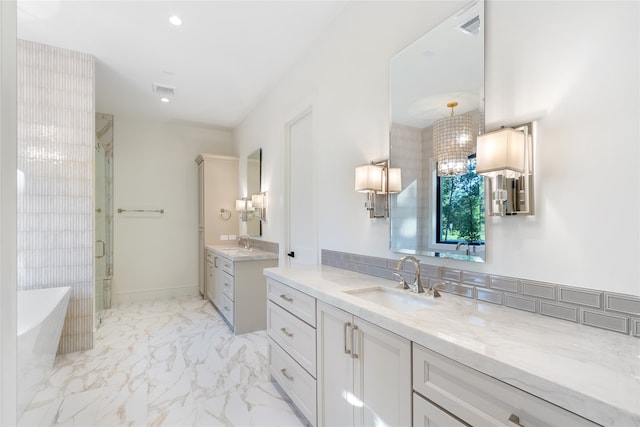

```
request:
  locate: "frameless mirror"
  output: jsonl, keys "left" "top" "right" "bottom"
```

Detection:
{"left": 246, "top": 148, "right": 262, "bottom": 237}
{"left": 389, "top": 1, "right": 485, "bottom": 262}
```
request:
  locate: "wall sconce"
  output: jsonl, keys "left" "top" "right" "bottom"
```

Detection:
{"left": 476, "top": 122, "right": 535, "bottom": 216}
{"left": 251, "top": 191, "right": 267, "bottom": 222}
{"left": 235, "top": 198, "right": 254, "bottom": 222}
{"left": 355, "top": 160, "right": 401, "bottom": 218}
{"left": 433, "top": 102, "right": 474, "bottom": 176}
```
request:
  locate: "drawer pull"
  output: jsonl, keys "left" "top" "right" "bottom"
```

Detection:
{"left": 280, "top": 368, "right": 294, "bottom": 381}
{"left": 344, "top": 322, "right": 352, "bottom": 354}
{"left": 351, "top": 324, "right": 359, "bottom": 359}
{"left": 508, "top": 414, "right": 524, "bottom": 426}
{"left": 279, "top": 294, "right": 293, "bottom": 302}
{"left": 280, "top": 327, "right": 294, "bottom": 338}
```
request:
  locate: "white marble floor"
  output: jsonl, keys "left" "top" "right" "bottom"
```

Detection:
{"left": 19, "top": 296, "right": 307, "bottom": 427}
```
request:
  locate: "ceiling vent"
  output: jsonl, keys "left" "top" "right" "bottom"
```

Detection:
{"left": 458, "top": 15, "right": 480, "bottom": 36}
{"left": 152, "top": 83, "right": 176, "bottom": 96}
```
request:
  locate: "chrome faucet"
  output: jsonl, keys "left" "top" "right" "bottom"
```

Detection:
{"left": 395, "top": 256, "right": 424, "bottom": 293}
{"left": 455, "top": 241, "right": 472, "bottom": 255}
{"left": 239, "top": 235, "right": 251, "bottom": 250}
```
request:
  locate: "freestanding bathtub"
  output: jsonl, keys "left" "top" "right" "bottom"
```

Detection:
{"left": 17, "top": 286, "right": 71, "bottom": 417}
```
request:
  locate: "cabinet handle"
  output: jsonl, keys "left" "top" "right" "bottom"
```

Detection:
{"left": 351, "top": 325, "right": 359, "bottom": 359}
{"left": 508, "top": 414, "right": 524, "bottom": 426}
{"left": 280, "top": 327, "right": 294, "bottom": 338}
{"left": 214, "top": 256, "right": 218, "bottom": 268}
{"left": 343, "top": 322, "right": 352, "bottom": 354}
{"left": 279, "top": 294, "right": 293, "bottom": 303}
{"left": 280, "top": 368, "right": 294, "bottom": 381}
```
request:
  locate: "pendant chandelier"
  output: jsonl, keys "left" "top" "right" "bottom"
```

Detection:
{"left": 432, "top": 102, "right": 474, "bottom": 176}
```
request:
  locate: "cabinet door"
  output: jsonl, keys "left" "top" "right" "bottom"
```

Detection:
{"left": 206, "top": 259, "right": 217, "bottom": 305}
{"left": 317, "top": 302, "right": 355, "bottom": 427}
{"left": 413, "top": 393, "right": 468, "bottom": 427}
{"left": 354, "top": 317, "right": 411, "bottom": 427}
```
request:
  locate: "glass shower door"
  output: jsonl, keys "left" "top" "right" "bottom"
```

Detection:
{"left": 95, "top": 113, "right": 113, "bottom": 326}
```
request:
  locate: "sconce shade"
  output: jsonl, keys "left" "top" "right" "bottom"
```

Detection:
{"left": 387, "top": 168, "right": 402, "bottom": 193}
{"left": 476, "top": 128, "right": 525, "bottom": 177}
{"left": 432, "top": 107, "right": 474, "bottom": 176}
{"left": 355, "top": 164, "right": 383, "bottom": 193}
{"left": 235, "top": 199, "right": 253, "bottom": 212}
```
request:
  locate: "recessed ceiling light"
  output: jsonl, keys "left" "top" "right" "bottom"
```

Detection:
{"left": 169, "top": 15, "right": 182, "bottom": 26}
{"left": 160, "top": 97, "right": 170, "bottom": 103}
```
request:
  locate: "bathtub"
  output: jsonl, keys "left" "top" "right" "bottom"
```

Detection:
{"left": 17, "top": 286, "right": 71, "bottom": 417}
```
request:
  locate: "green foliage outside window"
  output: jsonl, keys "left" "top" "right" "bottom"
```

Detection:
{"left": 437, "top": 158, "right": 485, "bottom": 245}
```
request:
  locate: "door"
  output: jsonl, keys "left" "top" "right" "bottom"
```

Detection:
{"left": 355, "top": 318, "right": 412, "bottom": 427}
{"left": 317, "top": 302, "right": 355, "bottom": 427}
{"left": 286, "top": 110, "right": 318, "bottom": 265}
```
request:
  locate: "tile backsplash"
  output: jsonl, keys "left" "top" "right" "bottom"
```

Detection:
{"left": 322, "top": 249, "right": 640, "bottom": 337}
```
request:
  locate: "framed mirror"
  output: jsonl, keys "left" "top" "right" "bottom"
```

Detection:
{"left": 389, "top": 1, "right": 485, "bottom": 262}
{"left": 246, "top": 148, "right": 262, "bottom": 237}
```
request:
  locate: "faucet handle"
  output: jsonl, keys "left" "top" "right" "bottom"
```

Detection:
{"left": 393, "top": 272, "right": 409, "bottom": 290}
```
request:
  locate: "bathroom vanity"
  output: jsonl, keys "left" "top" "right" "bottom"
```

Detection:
{"left": 206, "top": 246, "right": 277, "bottom": 334}
{"left": 265, "top": 265, "right": 639, "bottom": 427}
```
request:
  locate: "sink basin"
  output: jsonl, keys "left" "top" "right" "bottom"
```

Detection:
{"left": 345, "top": 286, "right": 438, "bottom": 312}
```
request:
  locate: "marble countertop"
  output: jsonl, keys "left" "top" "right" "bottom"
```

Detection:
{"left": 264, "top": 264, "right": 640, "bottom": 427}
{"left": 207, "top": 245, "right": 278, "bottom": 262}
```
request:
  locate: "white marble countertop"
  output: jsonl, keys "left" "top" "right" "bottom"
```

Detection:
{"left": 264, "top": 264, "right": 640, "bottom": 427}
{"left": 207, "top": 245, "right": 278, "bottom": 262}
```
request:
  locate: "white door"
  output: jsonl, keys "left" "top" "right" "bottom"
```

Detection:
{"left": 286, "top": 110, "right": 318, "bottom": 265}
{"left": 355, "top": 318, "right": 412, "bottom": 427}
{"left": 317, "top": 302, "right": 355, "bottom": 427}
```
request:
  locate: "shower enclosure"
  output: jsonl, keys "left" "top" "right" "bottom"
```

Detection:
{"left": 95, "top": 113, "right": 113, "bottom": 326}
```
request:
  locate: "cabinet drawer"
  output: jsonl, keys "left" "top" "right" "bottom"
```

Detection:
{"left": 219, "top": 294, "right": 234, "bottom": 326}
{"left": 219, "top": 256, "right": 234, "bottom": 276}
{"left": 267, "top": 278, "right": 316, "bottom": 326}
{"left": 413, "top": 393, "right": 468, "bottom": 427}
{"left": 269, "top": 338, "right": 316, "bottom": 426}
{"left": 221, "top": 271, "right": 234, "bottom": 300}
{"left": 267, "top": 301, "right": 316, "bottom": 377}
{"left": 412, "top": 343, "right": 600, "bottom": 427}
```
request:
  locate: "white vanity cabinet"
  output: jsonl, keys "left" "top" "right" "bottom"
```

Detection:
{"left": 205, "top": 249, "right": 218, "bottom": 306}
{"left": 316, "top": 301, "right": 411, "bottom": 427}
{"left": 266, "top": 278, "right": 317, "bottom": 426}
{"left": 213, "top": 252, "right": 277, "bottom": 335}
{"left": 412, "top": 343, "right": 601, "bottom": 427}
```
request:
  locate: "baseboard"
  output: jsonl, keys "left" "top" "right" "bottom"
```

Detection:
{"left": 111, "top": 285, "right": 199, "bottom": 305}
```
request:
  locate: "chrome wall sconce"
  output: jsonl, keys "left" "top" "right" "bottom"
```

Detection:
{"left": 251, "top": 191, "right": 267, "bottom": 222}
{"left": 476, "top": 122, "right": 535, "bottom": 216}
{"left": 355, "top": 160, "right": 401, "bottom": 218}
{"left": 235, "top": 198, "right": 254, "bottom": 222}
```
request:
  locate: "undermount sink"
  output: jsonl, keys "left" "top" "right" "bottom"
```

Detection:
{"left": 344, "top": 286, "right": 438, "bottom": 312}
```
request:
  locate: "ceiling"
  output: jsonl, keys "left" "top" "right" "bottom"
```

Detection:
{"left": 17, "top": 1, "right": 347, "bottom": 129}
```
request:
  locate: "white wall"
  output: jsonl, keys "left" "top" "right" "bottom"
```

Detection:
{"left": 235, "top": 1, "right": 640, "bottom": 296}
{"left": 112, "top": 117, "right": 234, "bottom": 303}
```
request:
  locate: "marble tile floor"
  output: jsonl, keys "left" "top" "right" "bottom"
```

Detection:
{"left": 19, "top": 296, "right": 308, "bottom": 427}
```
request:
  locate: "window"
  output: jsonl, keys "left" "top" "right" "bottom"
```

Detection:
{"left": 436, "top": 157, "right": 485, "bottom": 245}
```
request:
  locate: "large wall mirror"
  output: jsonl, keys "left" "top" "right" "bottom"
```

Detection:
{"left": 389, "top": 1, "right": 485, "bottom": 262}
{"left": 246, "top": 148, "right": 262, "bottom": 237}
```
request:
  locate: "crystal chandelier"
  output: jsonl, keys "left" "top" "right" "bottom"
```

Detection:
{"left": 432, "top": 102, "right": 474, "bottom": 176}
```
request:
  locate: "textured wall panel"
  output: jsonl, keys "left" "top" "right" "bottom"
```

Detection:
{"left": 17, "top": 40, "right": 95, "bottom": 354}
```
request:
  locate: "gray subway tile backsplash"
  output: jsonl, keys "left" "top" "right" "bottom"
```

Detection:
{"left": 462, "top": 271, "right": 488, "bottom": 287}
{"left": 559, "top": 287, "right": 602, "bottom": 309}
{"left": 581, "top": 309, "right": 629, "bottom": 334}
{"left": 320, "top": 249, "right": 639, "bottom": 337}
{"left": 521, "top": 280, "right": 556, "bottom": 300}
{"left": 505, "top": 294, "right": 537, "bottom": 313}
{"left": 604, "top": 293, "right": 640, "bottom": 316}
{"left": 476, "top": 288, "right": 504, "bottom": 305}
{"left": 539, "top": 301, "right": 579, "bottom": 323}
{"left": 489, "top": 276, "right": 520, "bottom": 293}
